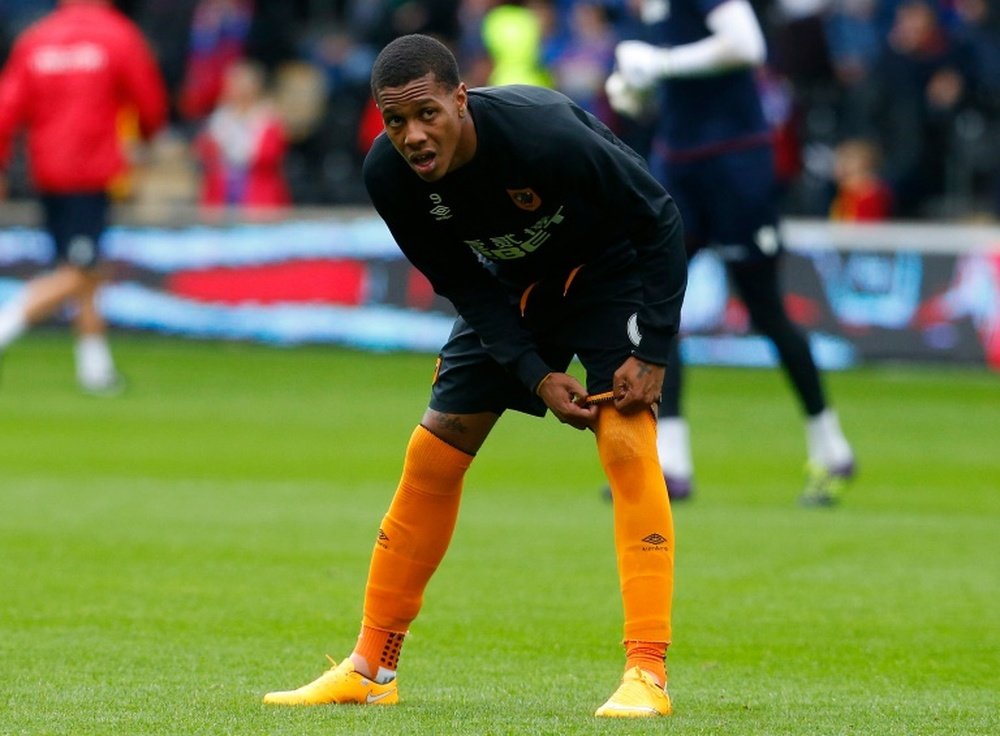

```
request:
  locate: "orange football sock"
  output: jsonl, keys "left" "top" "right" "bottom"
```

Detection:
{"left": 353, "top": 626, "right": 406, "bottom": 683}
{"left": 625, "top": 640, "right": 668, "bottom": 688}
{"left": 355, "top": 424, "right": 472, "bottom": 676}
{"left": 595, "top": 406, "right": 674, "bottom": 683}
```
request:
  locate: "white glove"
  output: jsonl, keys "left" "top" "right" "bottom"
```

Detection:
{"left": 605, "top": 72, "right": 654, "bottom": 120}
{"left": 614, "top": 40, "right": 670, "bottom": 90}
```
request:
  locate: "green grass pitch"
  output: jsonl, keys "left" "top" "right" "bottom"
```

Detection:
{"left": 1, "top": 333, "right": 998, "bottom": 735}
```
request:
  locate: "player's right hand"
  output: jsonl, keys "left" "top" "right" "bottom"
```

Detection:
{"left": 536, "top": 372, "right": 598, "bottom": 430}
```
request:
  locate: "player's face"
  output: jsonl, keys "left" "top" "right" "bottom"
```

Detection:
{"left": 376, "top": 73, "right": 473, "bottom": 182}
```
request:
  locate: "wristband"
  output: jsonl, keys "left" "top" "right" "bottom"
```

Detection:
{"left": 535, "top": 372, "right": 554, "bottom": 395}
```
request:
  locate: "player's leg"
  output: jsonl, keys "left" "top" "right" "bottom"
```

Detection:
{"left": 570, "top": 272, "right": 674, "bottom": 717}
{"left": 728, "top": 256, "right": 826, "bottom": 415}
{"left": 0, "top": 266, "right": 115, "bottom": 372}
{"left": 350, "top": 408, "right": 494, "bottom": 677}
{"left": 262, "top": 414, "right": 490, "bottom": 706}
{"left": 709, "top": 145, "right": 854, "bottom": 503}
{"left": 0, "top": 265, "right": 87, "bottom": 353}
{"left": 264, "top": 320, "right": 542, "bottom": 706}
{"left": 0, "top": 192, "right": 121, "bottom": 392}
{"left": 593, "top": 405, "right": 674, "bottom": 717}
{"left": 263, "top": 411, "right": 495, "bottom": 706}
{"left": 73, "top": 267, "right": 123, "bottom": 395}
{"left": 606, "top": 337, "right": 689, "bottom": 503}
{"left": 56, "top": 191, "right": 122, "bottom": 395}
{"left": 727, "top": 257, "right": 855, "bottom": 504}
{"left": 0, "top": 186, "right": 97, "bottom": 345}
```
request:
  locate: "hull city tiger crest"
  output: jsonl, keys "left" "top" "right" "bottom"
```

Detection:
{"left": 507, "top": 187, "right": 542, "bottom": 212}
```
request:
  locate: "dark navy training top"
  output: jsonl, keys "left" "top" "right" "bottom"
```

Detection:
{"left": 650, "top": 0, "right": 770, "bottom": 156}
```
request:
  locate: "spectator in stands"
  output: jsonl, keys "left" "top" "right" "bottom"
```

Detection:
{"left": 352, "top": 0, "right": 462, "bottom": 51}
{"left": 194, "top": 59, "right": 290, "bottom": 212}
{"left": 481, "top": 0, "right": 553, "bottom": 86}
{"left": 547, "top": 0, "right": 617, "bottom": 119}
{"left": 767, "top": 0, "right": 837, "bottom": 102}
{"left": 857, "top": 0, "right": 976, "bottom": 217}
{"left": 177, "top": 0, "right": 254, "bottom": 122}
{"left": 829, "top": 137, "right": 894, "bottom": 220}
{"left": 0, "top": 0, "right": 167, "bottom": 394}
{"left": 242, "top": 0, "right": 301, "bottom": 74}
{"left": 304, "top": 27, "right": 381, "bottom": 194}
{"left": 823, "top": 0, "right": 883, "bottom": 137}
{"left": 455, "top": 0, "right": 497, "bottom": 88}
{"left": 135, "top": 0, "right": 199, "bottom": 119}
{"left": 951, "top": 0, "right": 1000, "bottom": 217}
{"left": 952, "top": 0, "right": 1000, "bottom": 93}
{"left": 825, "top": 0, "right": 882, "bottom": 84}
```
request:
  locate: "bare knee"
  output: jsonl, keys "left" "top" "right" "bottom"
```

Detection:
{"left": 419, "top": 409, "right": 498, "bottom": 456}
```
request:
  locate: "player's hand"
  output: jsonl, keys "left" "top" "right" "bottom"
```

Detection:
{"left": 536, "top": 372, "right": 599, "bottom": 430}
{"left": 611, "top": 357, "right": 665, "bottom": 414}
{"left": 614, "top": 40, "right": 668, "bottom": 90}
{"left": 605, "top": 72, "right": 654, "bottom": 120}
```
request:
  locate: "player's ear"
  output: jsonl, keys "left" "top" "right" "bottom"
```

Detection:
{"left": 455, "top": 83, "right": 468, "bottom": 116}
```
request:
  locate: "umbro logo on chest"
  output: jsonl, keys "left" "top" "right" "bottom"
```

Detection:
{"left": 428, "top": 193, "right": 451, "bottom": 221}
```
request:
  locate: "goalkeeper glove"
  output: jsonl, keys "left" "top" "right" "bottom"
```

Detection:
{"left": 614, "top": 40, "right": 672, "bottom": 90}
{"left": 605, "top": 71, "right": 655, "bottom": 121}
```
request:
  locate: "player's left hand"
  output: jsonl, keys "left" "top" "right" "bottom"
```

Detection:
{"left": 605, "top": 72, "right": 653, "bottom": 120}
{"left": 614, "top": 40, "right": 667, "bottom": 90}
{"left": 611, "top": 356, "right": 665, "bottom": 414}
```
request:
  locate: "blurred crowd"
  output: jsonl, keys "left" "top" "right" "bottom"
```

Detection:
{"left": 1, "top": 0, "right": 998, "bottom": 221}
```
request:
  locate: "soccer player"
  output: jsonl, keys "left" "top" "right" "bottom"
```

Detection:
{"left": 263, "top": 34, "right": 687, "bottom": 718}
{"left": 606, "top": 0, "right": 855, "bottom": 505}
{"left": 0, "top": 0, "right": 167, "bottom": 393}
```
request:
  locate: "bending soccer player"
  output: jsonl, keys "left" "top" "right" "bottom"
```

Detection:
{"left": 263, "top": 34, "right": 688, "bottom": 718}
{"left": 607, "top": 0, "right": 855, "bottom": 505}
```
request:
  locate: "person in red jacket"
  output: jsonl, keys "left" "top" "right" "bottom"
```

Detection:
{"left": 829, "top": 138, "right": 894, "bottom": 222}
{"left": 0, "top": 0, "right": 167, "bottom": 394}
{"left": 194, "top": 59, "right": 291, "bottom": 213}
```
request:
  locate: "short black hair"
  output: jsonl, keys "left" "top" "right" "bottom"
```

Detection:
{"left": 370, "top": 34, "right": 461, "bottom": 99}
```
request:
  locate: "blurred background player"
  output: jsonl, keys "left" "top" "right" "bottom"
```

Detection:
{"left": 607, "top": 0, "right": 855, "bottom": 505}
{"left": 0, "top": 0, "right": 167, "bottom": 394}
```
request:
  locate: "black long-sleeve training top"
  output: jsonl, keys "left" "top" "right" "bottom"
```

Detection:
{"left": 363, "top": 85, "right": 687, "bottom": 392}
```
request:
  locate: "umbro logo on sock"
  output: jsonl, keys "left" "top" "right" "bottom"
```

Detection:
{"left": 641, "top": 532, "right": 669, "bottom": 551}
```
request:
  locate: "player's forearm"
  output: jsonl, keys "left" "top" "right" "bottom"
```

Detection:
{"left": 662, "top": 0, "right": 766, "bottom": 76}
{"left": 658, "top": 32, "right": 762, "bottom": 77}
{"left": 631, "top": 200, "right": 688, "bottom": 364}
{"left": 615, "top": 0, "right": 766, "bottom": 85}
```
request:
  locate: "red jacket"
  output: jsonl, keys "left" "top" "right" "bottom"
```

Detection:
{"left": 195, "top": 112, "right": 291, "bottom": 209}
{"left": 830, "top": 181, "right": 894, "bottom": 222}
{"left": 0, "top": 0, "right": 167, "bottom": 193}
